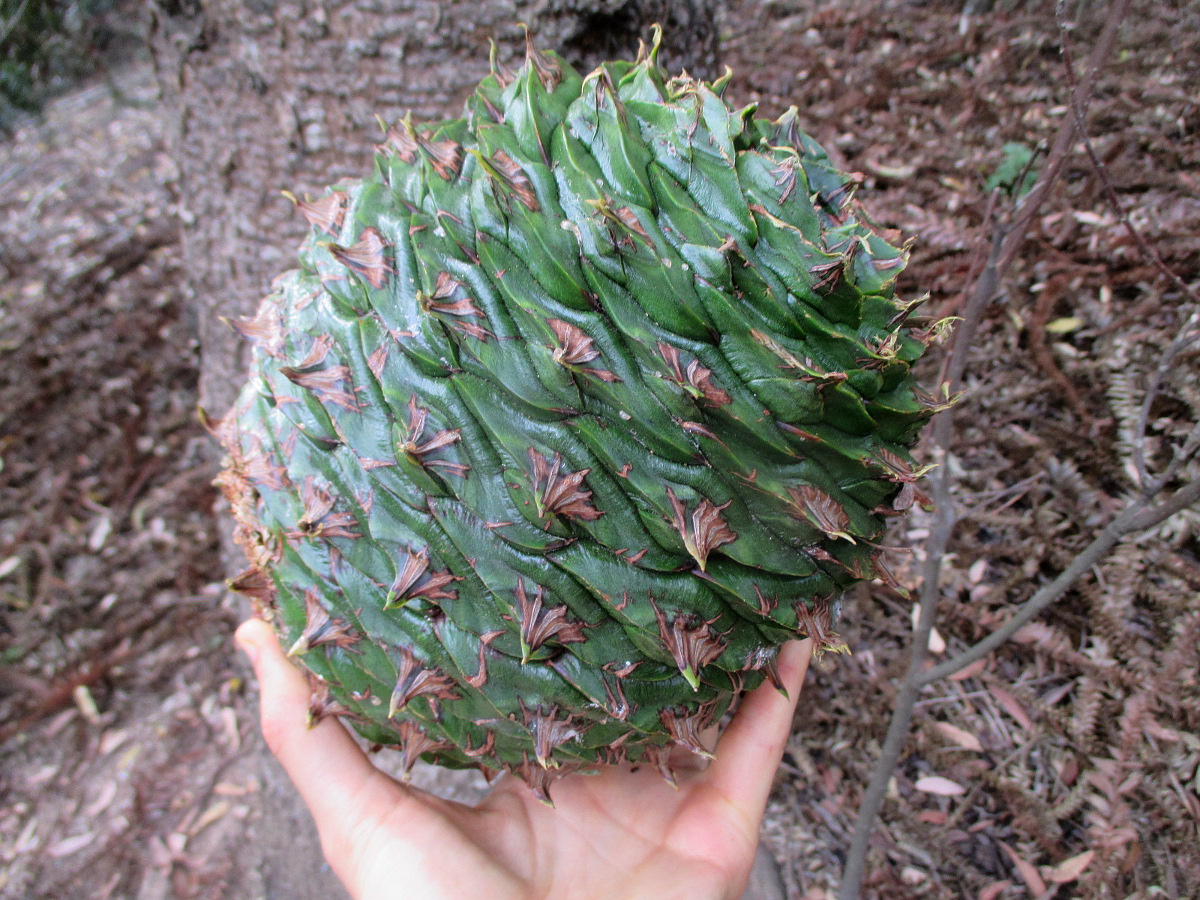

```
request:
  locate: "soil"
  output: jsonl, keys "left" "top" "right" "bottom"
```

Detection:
{"left": 1, "top": 2, "right": 1198, "bottom": 899}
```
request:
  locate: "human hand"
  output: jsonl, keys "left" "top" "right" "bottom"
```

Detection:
{"left": 235, "top": 617, "right": 812, "bottom": 900}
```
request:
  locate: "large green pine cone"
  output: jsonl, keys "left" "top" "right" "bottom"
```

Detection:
{"left": 216, "top": 36, "right": 938, "bottom": 801}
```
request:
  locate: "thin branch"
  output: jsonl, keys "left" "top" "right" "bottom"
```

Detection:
{"left": 997, "top": 0, "right": 1130, "bottom": 274}
{"left": 839, "top": 445, "right": 956, "bottom": 898}
{"left": 1140, "top": 311, "right": 1200, "bottom": 492}
{"left": 838, "top": 216, "right": 1006, "bottom": 900}
{"left": 836, "top": 5, "right": 1132, "bottom": 896}
{"left": 1126, "top": 478, "right": 1200, "bottom": 532}
{"left": 944, "top": 224, "right": 1006, "bottom": 393}
{"left": 0, "top": 0, "right": 32, "bottom": 47}
{"left": 1056, "top": 1, "right": 1200, "bottom": 308}
{"left": 922, "top": 476, "right": 1200, "bottom": 685}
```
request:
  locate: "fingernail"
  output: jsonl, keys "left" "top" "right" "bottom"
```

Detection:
{"left": 236, "top": 629, "right": 261, "bottom": 665}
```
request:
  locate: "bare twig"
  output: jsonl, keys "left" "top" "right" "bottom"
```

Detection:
{"left": 997, "top": 0, "right": 1131, "bottom": 274}
{"left": 1055, "top": 1, "right": 1200, "bottom": 309}
{"left": 0, "top": 606, "right": 203, "bottom": 744}
{"left": 839, "top": 443, "right": 957, "bottom": 897}
{"left": 837, "top": 4, "right": 1140, "bottom": 896}
{"left": 1056, "top": 1, "right": 1200, "bottom": 489}
{"left": 839, "top": 209, "right": 1007, "bottom": 900}
{"left": 923, "top": 476, "right": 1200, "bottom": 685}
{"left": 1139, "top": 311, "right": 1200, "bottom": 491}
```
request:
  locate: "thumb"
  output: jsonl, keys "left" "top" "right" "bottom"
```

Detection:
{"left": 234, "top": 617, "right": 319, "bottom": 764}
{"left": 233, "top": 616, "right": 271, "bottom": 670}
{"left": 233, "top": 618, "right": 395, "bottom": 877}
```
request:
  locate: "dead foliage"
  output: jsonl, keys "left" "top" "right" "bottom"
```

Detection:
{"left": 0, "top": 70, "right": 247, "bottom": 899}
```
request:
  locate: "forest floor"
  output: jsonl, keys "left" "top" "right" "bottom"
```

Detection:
{"left": 1, "top": 2, "right": 1198, "bottom": 899}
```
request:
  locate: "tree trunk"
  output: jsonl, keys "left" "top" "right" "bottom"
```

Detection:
{"left": 149, "top": 4, "right": 726, "bottom": 897}
{"left": 151, "top": 0, "right": 720, "bottom": 421}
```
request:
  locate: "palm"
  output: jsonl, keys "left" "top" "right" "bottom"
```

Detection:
{"left": 236, "top": 618, "right": 812, "bottom": 900}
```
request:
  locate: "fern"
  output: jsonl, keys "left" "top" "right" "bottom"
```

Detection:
{"left": 1104, "top": 357, "right": 1142, "bottom": 487}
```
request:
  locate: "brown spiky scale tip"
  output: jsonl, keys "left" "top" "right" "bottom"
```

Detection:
{"left": 519, "top": 701, "right": 583, "bottom": 767}
{"left": 871, "top": 549, "right": 908, "bottom": 596}
{"left": 281, "top": 361, "right": 363, "bottom": 413}
{"left": 871, "top": 448, "right": 932, "bottom": 511}
{"left": 388, "top": 646, "right": 460, "bottom": 718}
{"left": 657, "top": 342, "right": 731, "bottom": 407}
{"left": 242, "top": 438, "right": 290, "bottom": 492}
{"left": 596, "top": 741, "right": 629, "bottom": 767}
{"left": 751, "top": 584, "right": 779, "bottom": 616}
{"left": 290, "top": 477, "right": 361, "bottom": 541}
{"left": 770, "top": 156, "right": 801, "bottom": 204}
{"left": 398, "top": 396, "right": 469, "bottom": 478}
{"left": 396, "top": 720, "right": 451, "bottom": 778}
{"left": 528, "top": 448, "right": 602, "bottom": 522}
{"left": 489, "top": 150, "right": 540, "bottom": 211}
{"left": 548, "top": 318, "right": 620, "bottom": 382}
{"left": 382, "top": 119, "right": 420, "bottom": 161}
{"left": 227, "top": 302, "right": 285, "bottom": 358}
{"left": 387, "top": 546, "right": 460, "bottom": 609}
{"left": 422, "top": 139, "right": 462, "bottom": 181}
{"left": 861, "top": 331, "right": 900, "bottom": 366}
{"left": 794, "top": 600, "right": 850, "bottom": 657}
{"left": 640, "top": 743, "right": 678, "bottom": 788}
{"left": 288, "top": 588, "right": 360, "bottom": 657}
{"left": 462, "top": 731, "right": 495, "bottom": 760}
{"left": 586, "top": 196, "right": 651, "bottom": 248}
{"left": 228, "top": 567, "right": 277, "bottom": 611}
{"left": 284, "top": 189, "right": 347, "bottom": 236}
{"left": 514, "top": 579, "right": 587, "bottom": 662}
{"left": 652, "top": 601, "right": 727, "bottom": 691}
{"left": 666, "top": 487, "right": 736, "bottom": 571}
{"left": 296, "top": 334, "right": 334, "bottom": 369}
{"left": 744, "top": 645, "right": 785, "bottom": 694}
{"left": 788, "top": 485, "right": 855, "bottom": 543}
{"left": 382, "top": 118, "right": 461, "bottom": 181}
{"left": 913, "top": 383, "right": 960, "bottom": 413}
{"left": 328, "top": 227, "right": 391, "bottom": 289}
{"left": 659, "top": 702, "right": 716, "bottom": 760}
{"left": 307, "top": 675, "right": 354, "bottom": 725}
{"left": 524, "top": 28, "right": 562, "bottom": 91}
{"left": 599, "top": 670, "right": 632, "bottom": 721}
{"left": 420, "top": 272, "right": 492, "bottom": 341}
{"left": 458, "top": 631, "right": 502, "bottom": 689}
{"left": 366, "top": 343, "right": 389, "bottom": 381}
{"left": 513, "top": 753, "right": 576, "bottom": 806}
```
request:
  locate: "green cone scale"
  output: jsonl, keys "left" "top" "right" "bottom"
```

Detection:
{"left": 216, "top": 32, "right": 939, "bottom": 802}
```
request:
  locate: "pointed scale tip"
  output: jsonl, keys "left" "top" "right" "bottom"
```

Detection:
{"left": 681, "top": 666, "right": 701, "bottom": 692}
{"left": 287, "top": 635, "right": 309, "bottom": 658}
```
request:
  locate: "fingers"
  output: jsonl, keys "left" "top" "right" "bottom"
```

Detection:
{"left": 707, "top": 639, "right": 813, "bottom": 818}
{"left": 235, "top": 618, "right": 400, "bottom": 868}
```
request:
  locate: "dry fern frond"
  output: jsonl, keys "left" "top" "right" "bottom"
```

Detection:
{"left": 1068, "top": 676, "right": 1106, "bottom": 753}
{"left": 1104, "top": 358, "right": 1142, "bottom": 486}
{"left": 1044, "top": 455, "right": 1108, "bottom": 527}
